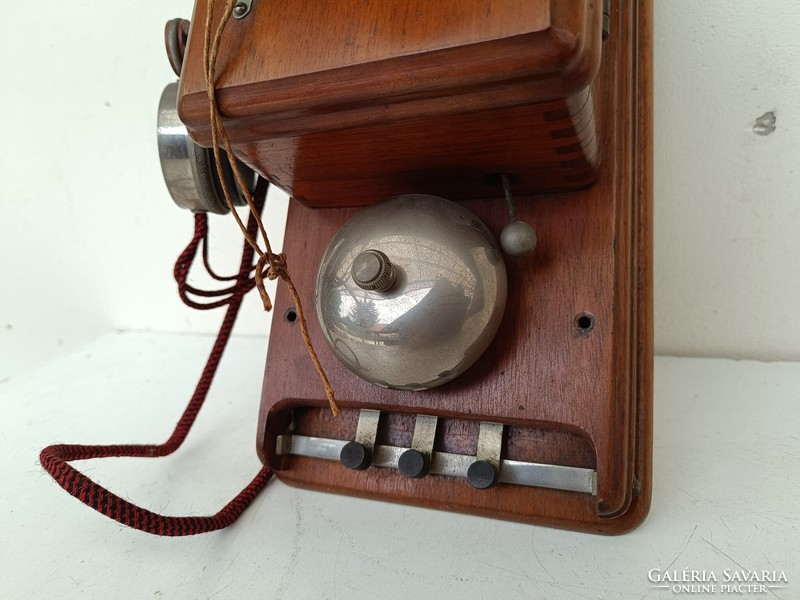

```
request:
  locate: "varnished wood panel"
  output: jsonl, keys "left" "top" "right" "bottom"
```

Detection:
{"left": 236, "top": 89, "right": 599, "bottom": 207}
{"left": 217, "top": 0, "right": 553, "bottom": 81}
{"left": 178, "top": 0, "right": 603, "bottom": 204}
{"left": 180, "top": 0, "right": 598, "bottom": 132}
{"left": 254, "top": 0, "right": 653, "bottom": 534}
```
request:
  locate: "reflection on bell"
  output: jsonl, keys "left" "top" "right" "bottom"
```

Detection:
{"left": 315, "top": 194, "right": 507, "bottom": 390}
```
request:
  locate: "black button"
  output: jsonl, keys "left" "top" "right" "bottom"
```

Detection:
{"left": 398, "top": 449, "right": 428, "bottom": 478}
{"left": 339, "top": 441, "right": 371, "bottom": 470}
{"left": 467, "top": 460, "right": 497, "bottom": 489}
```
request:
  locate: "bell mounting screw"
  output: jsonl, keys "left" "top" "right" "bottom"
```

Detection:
{"left": 351, "top": 249, "right": 396, "bottom": 293}
{"left": 233, "top": 0, "right": 252, "bottom": 19}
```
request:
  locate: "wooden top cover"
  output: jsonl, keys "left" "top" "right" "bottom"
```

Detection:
{"left": 178, "top": 0, "right": 602, "bottom": 144}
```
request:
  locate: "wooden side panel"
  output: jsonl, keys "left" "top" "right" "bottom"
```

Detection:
{"left": 236, "top": 89, "right": 599, "bottom": 206}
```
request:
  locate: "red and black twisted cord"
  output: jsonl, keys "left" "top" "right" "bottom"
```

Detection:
{"left": 39, "top": 179, "right": 273, "bottom": 536}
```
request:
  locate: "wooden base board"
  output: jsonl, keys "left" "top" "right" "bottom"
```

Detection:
{"left": 256, "top": 0, "right": 652, "bottom": 534}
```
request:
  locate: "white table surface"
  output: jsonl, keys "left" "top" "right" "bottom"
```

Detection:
{"left": 1, "top": 332, "right": 797, "bottom": 599}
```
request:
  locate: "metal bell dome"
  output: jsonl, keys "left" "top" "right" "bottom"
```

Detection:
{"left": 315, "top": 194, "right": 507, "bottom": 391}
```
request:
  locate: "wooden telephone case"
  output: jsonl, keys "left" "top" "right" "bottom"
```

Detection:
{"left": 178, "top": 0, "right": 653, "bottom": 533}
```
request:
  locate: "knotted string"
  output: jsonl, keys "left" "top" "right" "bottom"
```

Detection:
{"left": 203, "top": 0, "right": 339, "bottom": 416}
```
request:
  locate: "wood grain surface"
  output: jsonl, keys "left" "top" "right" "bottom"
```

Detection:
{"left": 253, "top": 0, "right": 653, "bottom": 534}
{"left": 178, "top": 0, "right": 603, "bottom": 204}
{"left": 180, "top": 0, "right": 653, "bottom": 533}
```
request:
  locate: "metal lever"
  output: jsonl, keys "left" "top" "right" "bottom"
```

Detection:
{"left": 467, "top": 422, "right": 504, "bottom": 489}
{"left": 398, "top": 415, "right": 438, "bottom": 478}
{"left": 339, "top": 409, "right": 380, "bottom": 470}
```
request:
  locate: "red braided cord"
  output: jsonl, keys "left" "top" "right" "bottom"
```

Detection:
{"left": 39, "top": 180, "right": 273, "bottom": 536}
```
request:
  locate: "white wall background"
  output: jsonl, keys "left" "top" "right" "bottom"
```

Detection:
{"left": 0, "top": 0, "right": 285, "bottom": 380}
{"left": 653, "top": 0, "right": 800, "bottom": 361}
{"left": 1, "top": 1, "right": 799, "bottom": 379}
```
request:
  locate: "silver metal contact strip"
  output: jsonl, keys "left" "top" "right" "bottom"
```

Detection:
{"left": 276, "top": 434, "right": 596, "bottom": 495}
{"left": 500, "top": 459, "right": 597, "bottom": 494}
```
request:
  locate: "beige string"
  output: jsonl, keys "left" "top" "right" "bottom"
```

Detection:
{"left": 203, "top": 0, "right": 339, "bottom": 416}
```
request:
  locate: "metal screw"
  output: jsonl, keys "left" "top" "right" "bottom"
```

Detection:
{"left": 233, "top": 1, "right": 250, "bottom": 19}
{"left": 351, "top": 249, "right": 396, "bottom": 292}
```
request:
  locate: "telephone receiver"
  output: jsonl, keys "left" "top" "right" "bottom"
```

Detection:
{"left": 158, "top": 0, "right": 653, "bottom": 534}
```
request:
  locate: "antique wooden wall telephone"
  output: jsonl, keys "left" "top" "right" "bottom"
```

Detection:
{"left": 42, "top": 0, "right": 652, "bottom": 535}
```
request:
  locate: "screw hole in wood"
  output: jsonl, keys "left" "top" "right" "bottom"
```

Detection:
{"left": 574, "top": 312, "right": 595, "bottom": 335}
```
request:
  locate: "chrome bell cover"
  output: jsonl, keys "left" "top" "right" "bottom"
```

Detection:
{"left": 316, "top": 194, "right": 507, "bottom": 391}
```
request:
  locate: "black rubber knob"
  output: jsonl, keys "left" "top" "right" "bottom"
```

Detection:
{"left": 398, "top": 449, "right": 428, "bottom": 478}
{"left": 339, "top": 441, "right": 371, "bottom": 470}
{"left": 467, "top": 460, "right": 497, "bottom": 489}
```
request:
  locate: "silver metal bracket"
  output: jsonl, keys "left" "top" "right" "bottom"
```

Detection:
{"left": 354, "top": 409, "right": 380, "bottom": 451}
{"left": 410, "top": 415, "right": 438, "bottom": 459}
{"left": 475, "top": 422, "right": 504, "bottom": 470}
